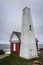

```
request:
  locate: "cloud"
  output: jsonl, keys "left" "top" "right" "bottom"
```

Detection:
{"left": 0, "top": 0, "right": 43, "bottom": 43}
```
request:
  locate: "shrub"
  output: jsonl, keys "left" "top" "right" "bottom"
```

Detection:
{"left": 0, "top": 49, "right": 5, "bottom": 55}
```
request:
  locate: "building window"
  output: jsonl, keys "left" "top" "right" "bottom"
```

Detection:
{"left": 29, "top": 25, "right": 31, "bottom": 31}
{"left": 13, "top": 44, "right": 16, "bottom": 51}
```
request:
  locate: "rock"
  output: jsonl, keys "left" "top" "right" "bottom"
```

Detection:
{"left": 32, "top": 64, "right": 39, "bottom": 65}
{"left": 34, "top": 60, "right": 40, "bottom": 64}
{"left": 32, "top": 60, "right": 40, "bottom": 65}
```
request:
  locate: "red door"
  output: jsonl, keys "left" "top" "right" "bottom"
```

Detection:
{"left": 10, "top": 42, "right": 20, "bottom": 56}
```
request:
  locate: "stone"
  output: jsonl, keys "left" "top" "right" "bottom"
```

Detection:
{"left": 34, "top": 60, "right": 40, "bottom": 64}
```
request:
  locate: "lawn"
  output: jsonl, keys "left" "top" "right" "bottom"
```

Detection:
{"left": 0, "top": 54, "right": 43, "bottom": 65}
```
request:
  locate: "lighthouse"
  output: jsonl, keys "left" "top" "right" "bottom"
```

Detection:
{"left": 20, "top": 7, "right": 38, "bottom": 59}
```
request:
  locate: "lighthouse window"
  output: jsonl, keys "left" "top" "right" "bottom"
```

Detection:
{"left": 29, "top": 25, "right": 31, "bottom": 31}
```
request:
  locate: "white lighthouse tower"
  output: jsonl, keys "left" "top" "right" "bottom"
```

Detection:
{"left": 20, "top": 7, "right": 38, "bottom": 59}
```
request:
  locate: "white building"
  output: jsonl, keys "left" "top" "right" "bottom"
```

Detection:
{"left": 20, "top": 7, "right": 38, "bottom": 59}
{"left": 10, "top": 7, "right": 38, "bottom": 59}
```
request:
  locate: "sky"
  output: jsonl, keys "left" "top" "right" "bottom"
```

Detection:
{"left": 0, "top": 0, "right": 43, "bottom": 44}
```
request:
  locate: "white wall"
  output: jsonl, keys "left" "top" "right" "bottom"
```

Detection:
{"left": 20, "top": 7, "right": 38, "bottom": 59}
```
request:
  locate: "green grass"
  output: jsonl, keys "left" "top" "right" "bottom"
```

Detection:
{"left": 0, "top": 54, "right": 43, "bottom": 65}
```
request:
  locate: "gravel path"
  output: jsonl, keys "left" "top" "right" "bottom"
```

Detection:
{"left": 0, "top": 54, "right": 9, "bottom": 59}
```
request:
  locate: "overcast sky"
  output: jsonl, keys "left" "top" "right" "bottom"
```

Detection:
{"left": 0, "top": 0, "right": 43, "bottom": 44}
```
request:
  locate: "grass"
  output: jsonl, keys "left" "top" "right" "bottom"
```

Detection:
{"left": 0, "top": 53, "right": 43, "bottom": 65}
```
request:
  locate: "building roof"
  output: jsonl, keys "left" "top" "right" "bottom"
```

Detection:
{"left": 9, "top": 31, "right": 21, "bottom": 42}
{"left": 35, "top": 38, "right": 39, "bottom": 42}
{"left": 9, "top": 31, "right": 39, "bottom": 43}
